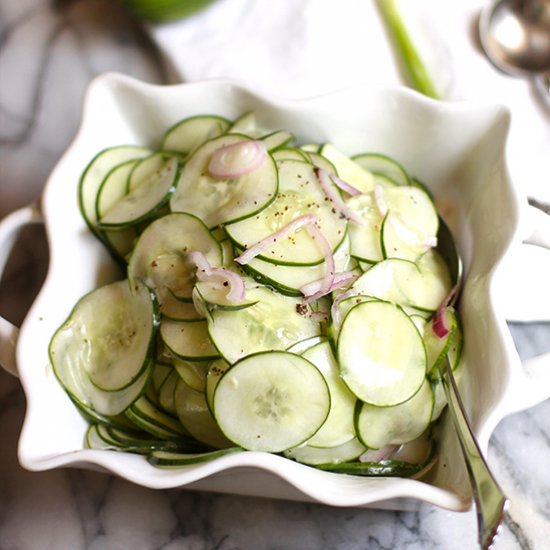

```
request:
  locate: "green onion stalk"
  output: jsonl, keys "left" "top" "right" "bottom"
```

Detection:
{"left": 121, "top": 0, "right": 219, "bottom": 23}
{"left": 377, "top": 0, "right": 441, "bottom": 99}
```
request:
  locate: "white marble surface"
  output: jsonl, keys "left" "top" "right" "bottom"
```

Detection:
{"left": 1, "top": 1, "right": 550, "bottom": 549}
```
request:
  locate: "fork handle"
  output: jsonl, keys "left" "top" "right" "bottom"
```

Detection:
{"left": 440, "top": 356, "right": 509, "bottom": 550}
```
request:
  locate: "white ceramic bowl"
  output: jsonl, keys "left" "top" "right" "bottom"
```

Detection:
{"left": 2, "top": 73, "right": 550, "bottom": 512}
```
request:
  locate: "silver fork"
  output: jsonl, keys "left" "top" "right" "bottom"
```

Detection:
{"left": 437, "top": 219, "right": 509, "bottom": 549}
{"left": 439, "top": 355, "right": 508, "bottom": 549}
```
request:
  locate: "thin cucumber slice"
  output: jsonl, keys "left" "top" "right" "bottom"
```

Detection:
{"left": 213, "top": 351, "right": 330, "bottom": 452}
{"left": 345, "top": 193, "right": 384, "bottom": 262}
{"left": 315, "top": 440, "right": 437, "bottom": 478}
{"left": 205, "top": 358, "right": 231, "bottom": 414}
{"left": 218, "top": 237, "right": 236, "bottom": 266}
{"left": 174, "top": 378, "right": 233, "bottom": 449}
{"left": 161, "top": 114, "right": 231, "bottom": 158}
{"left": 284, "top": 437, "right": 366, "bottom": 466}
{"left": 351, "top": 257, "right": 450, "bottom": 313}
{"left": 352, "top": 153, "right": 411, "bottom": 186}
{"left": 102, "top": 425, "right": 200, "bottom": 454}
{"left": 102, "top": 425, "right": 148, "bottom": 445}
{"left": 330, "top": 294, "right": 376, "bottom": 342}
{"left": 71, "top": 397, "right": 142, "bottom": 432}
{"left": 126, "top": 394, "right": 187, "bottom": 440}
{"left": 103, "top": 227, "right": 139, "bottom": 264}
{"left": 173, "top": 357, "right": 209, "bottom": 392}
{"left": 193, "top": 279, "right": 258, "bottom": 310}
{"left": 372, "top": 173, "right": 401, "bottom": 189}
{"left": 427, "top": 312, "right": 464, "bottom": 382}
{"left": 127, "top": 151, "right": 169, "bottom": 192}
{"left": 148, "top": 447, "right": 242, "bottom": 467}
{"left": 95, "top": 159, "right": 140, "bottom": 263}
{"left": 170, "top": 134, "right": 279, "bottom": 228}
{"left": 355, "top": 378, "right": 434, "bottom": 449}
{"left": 417, "top": 247, "right": 453, "bottom": 296}
{"left": 225, "top": 159, "right": 347, "bottom": 266}
{"left": 79, "top": 145, "right": 151, "bottom": 235}
{"left": 379, "top": 186, "right": 439, "bottom": 261}
{"left": 227, "top": 111, "right": 259, "bottom": 135}
{"left": 157, "top": 368, "right": 179, "bottom": 415}
{"left": 66, "top": 354, "right": 151, "bottom": 417}
{"left": 151, "top": 361, "right": 173, "bottom": 393}
{"left": 160, "top": 319, "right": 219, "bottom": 361}
{"left": 50, "top": 280, "right": 158, "bottom": 393}
{"left": 86, "top": 424, "right": 116, "bottom": 451}
{"left": 306, "top": 152, "right": 338, "bottom": 175}
{"left": 300, "top": 143, "right": 321, "bottom": 153}
{"left": 337, "top": 300, "right": 426, "bottom": 407}
{"left": 229, "top": 114, "right": 294, "bottom": 150}
{"left": 92, "top": 423, "right": 145, "bottom": 453}
{"left": 410, "top": 313, "right": 429, "bottom": 332}
{"left": 448, "top": 321, "right": 464, "bottom": 372}
{"left": 95, "top": 159, "right": 139, "bottom": 220}
{"left": 302, "top": 341, "right": 357, "bottom": 447}
{"left": 261, "top": 129, "right": 294, "bottom": 151}
{"left": 319, "top": 144, "right": 376, "bottom": 193}
{"left": 286, "top": 335, "right": 326, "bottom": 355}
{"left": 190, "top": 285, "right": 211, "bottom": 321}
{"left": 127, "top": 212, "right": 223, "bottom": 304}
{"left": 271, "top": 147, "right": 309, "bottom": 162}
{"left": 411, "top": 177, "right": 435, "bottom": 200}
{"left": 207, "top": 285, "right": 321, "bottom": 364}
{"left": 98, "top": 156, "right": 181, "bottom": 228}
{"left": 423, "top": 308, "right": 458, "bottom": 375}
{"left": 160, "top": 293, "right": 203, "bottom": 321}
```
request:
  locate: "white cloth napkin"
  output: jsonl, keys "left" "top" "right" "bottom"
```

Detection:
{"left": 150, "top": 0, "right": 550, "bottom": 203}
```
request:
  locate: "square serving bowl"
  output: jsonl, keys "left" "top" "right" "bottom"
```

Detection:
{"left": 5, "top": 72, "right": 547, "bottom": 512}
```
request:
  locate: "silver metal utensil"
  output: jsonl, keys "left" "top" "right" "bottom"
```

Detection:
{"left": 478, "top": 0, "right": 550, "bottom": 99}
{"left": 437, "top": 219, "right": 509, "bottom": 550}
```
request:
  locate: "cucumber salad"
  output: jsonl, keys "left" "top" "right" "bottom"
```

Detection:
{"left": 49, "top": 111, "right": 462, "bottom": 476}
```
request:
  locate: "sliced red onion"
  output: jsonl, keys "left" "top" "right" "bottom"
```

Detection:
{"left": 234, "top": 214, "right": 317, "bottom": 265}
{"left": 329, "top": 173, "right": 361, "bottom": 196}
{"left": 305, "top": 222, "right": 335, "bottom": 296}
{"left": 301, "top": 270, "right": 358, "bottom": 303}
{"left": 432, "top": 307, "right": 451, "bottom": 338}
{"left": 309, "top": 310, "right": 329, "bottom": 322}
{"left": 186, "top": 251, "right": 246, "bottom": 302}
{"left": 374, "top": 185, "right": 388, "bottom": 217}
{"left": 186, "top": 250, "right": 212, "bottom": 276}
{"left": 214, "top": 269, "right": 248, "bottom": 302}
{"left": 314, "top": 167, "right": 367, "bottom": 226}
{"left": 208, "top": 140, "right": 267, "bottom": 180}
{"left": 191, "top": 287, "right": 209, "bottom": 318}
{"left": 432, "top": 285, "right": 459, "bottom": 339}
{"left": 424, "top": 235, "right": 438, "bottom": 248}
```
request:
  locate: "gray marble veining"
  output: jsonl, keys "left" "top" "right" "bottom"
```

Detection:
{"left": 1, "top": 1, "right": 549, "bottom": 549}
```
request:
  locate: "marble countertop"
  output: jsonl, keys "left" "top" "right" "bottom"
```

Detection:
{"left": 1, "top": 1, "right": 550, "bottom": 548}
